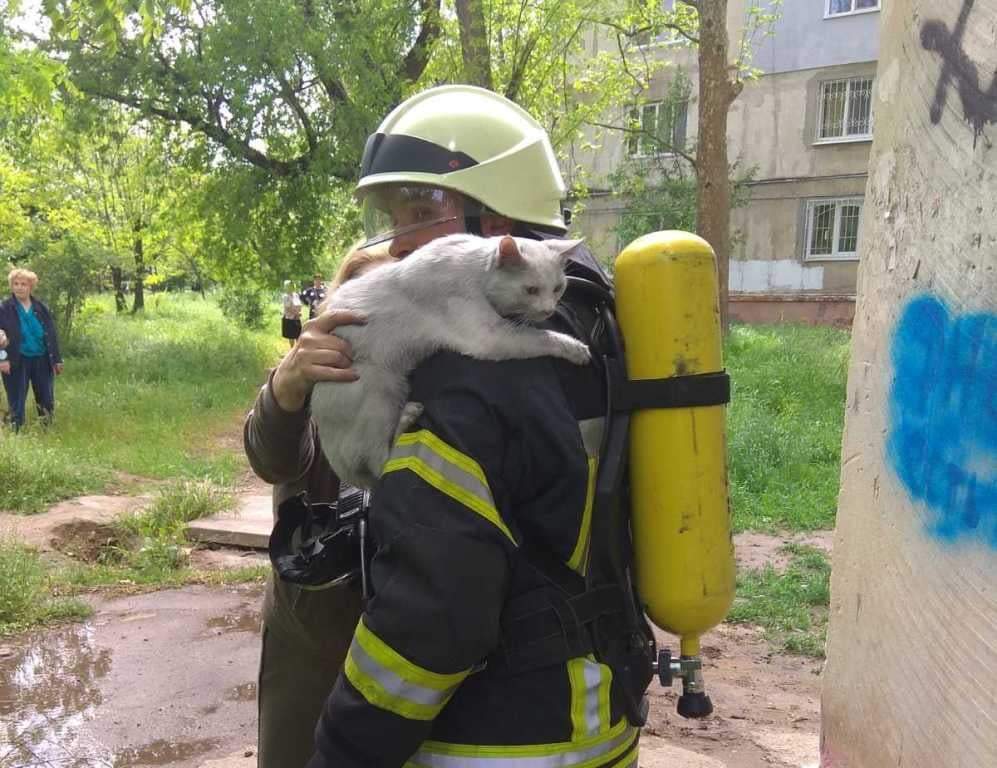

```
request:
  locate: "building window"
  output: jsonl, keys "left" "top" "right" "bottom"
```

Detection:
{"left": 816, "top": 76, "right": 874, "bottom": 142}
{"left": 826, "top": 0, "right": 880, "bottom": 18}
{"left": 627, "top": 100, "right": 689, "bottom": 157}
{"left": 804, "top": 197, "right": 863, "bottom": 260}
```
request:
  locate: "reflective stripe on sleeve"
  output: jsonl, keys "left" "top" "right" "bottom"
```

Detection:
{"left": 383, "top": 429, "right": 517, "bottom": 545}
{"left": 405, "top": 719, "right": 638, "bottom": 768}
{"left": 344, "top": 619, "right": 470, "bottom": 721}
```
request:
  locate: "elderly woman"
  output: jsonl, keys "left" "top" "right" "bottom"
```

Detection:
{"left": 0, "top": 268, "right": 63, "bottom": 430}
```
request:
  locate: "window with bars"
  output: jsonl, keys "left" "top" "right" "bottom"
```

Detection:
{"left": 826, "top": 0, "right": 880, "bottom": 18}
{"left": 817, "top": 76, "right": 874, "bottom": 141}
{"left": 627, "top": 100, "right": 689, "bottom": 157}
{"left": 804, "top": 197, "right": 863, "bottom": 260}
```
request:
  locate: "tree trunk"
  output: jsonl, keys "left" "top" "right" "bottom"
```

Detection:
{"left": 111, "top": 266, "right": 127, "bottom": 313}
{"left": 131, "top": 223, "right": 145, "bottom": 313}
{"left": 822, "top": 1, "right": 997, "bottom": 765}
{"left": 695, "top": 0, "right": 735, "bottom": 334}
{"left": 455, "top": 0, "right": 493, "bottom": 90}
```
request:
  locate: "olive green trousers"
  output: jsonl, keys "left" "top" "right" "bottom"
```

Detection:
{"left": 257, "top": 572, "right": 363, "bottom": 768}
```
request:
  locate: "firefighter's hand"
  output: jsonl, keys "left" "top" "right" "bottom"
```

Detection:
{"left": 272, "top": 309, "right": 366, "bottom": 412}
{"left": 0, "top": 330, "right": 7, "bottom": 349}
{"left": 0, "top": 362, "right": 9, "bottom": 375}
{"left": 54, "top": 363, "right": 64, "bottom": 375}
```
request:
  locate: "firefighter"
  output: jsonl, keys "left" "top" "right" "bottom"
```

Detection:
{"left": 245, "top": 85, "right": 637, "bottom": 768}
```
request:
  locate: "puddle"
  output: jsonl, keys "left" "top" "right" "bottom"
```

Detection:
{"left": 115, "top": 737, "right": 221, "bottom": 766}
{"left": 204, "top": 604, "right": 260, "bottom": 636}
{"left": 0, "top": 622, "right": 114, "bottom": 766}
{"left": 224, "top": 682, "right": 257, "bottom": 702}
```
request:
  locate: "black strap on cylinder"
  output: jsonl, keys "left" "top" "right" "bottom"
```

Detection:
{"left": 615, "top": 371, "right": 731, "bottom": 413}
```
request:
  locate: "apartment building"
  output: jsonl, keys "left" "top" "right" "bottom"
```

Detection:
{"left": 569, "top": 1, "right": 881, "bottom": 326}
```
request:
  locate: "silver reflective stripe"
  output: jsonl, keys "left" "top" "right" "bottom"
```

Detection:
{"left": 389, "top": 440, "right": 493, "bottom": 506}
{"left": 410, "top": 725, "right": 636, "bottom": 768}
{"left": 577, "top": 417, "right": 604, "bottom": 459}
{"left": 582, "top": 659, "right": 603, "bottom": 735}
{"left": 350, "top": 638, "right": 453, "bottom": 709}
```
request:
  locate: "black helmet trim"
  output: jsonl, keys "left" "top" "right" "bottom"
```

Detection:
{"left": 360, "top": 133, "right": 479, "bottom": 180}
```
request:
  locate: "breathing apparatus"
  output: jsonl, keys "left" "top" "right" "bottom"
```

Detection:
{"left": 271, "top": 85, "right": 735, "bottom": 723}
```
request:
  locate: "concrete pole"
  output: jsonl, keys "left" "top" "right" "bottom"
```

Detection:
{"left": 821, "top": 1, "right": 997, "bottom": 766}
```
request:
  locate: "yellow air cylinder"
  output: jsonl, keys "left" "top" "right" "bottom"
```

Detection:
{"left": 613, "top": 231, "right": 735, "bottom": 660}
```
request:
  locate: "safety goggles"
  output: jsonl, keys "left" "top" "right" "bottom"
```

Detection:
{"left": 360, "top": 185, "right": 484, "bottom": 248}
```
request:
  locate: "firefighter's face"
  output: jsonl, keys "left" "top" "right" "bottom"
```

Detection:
{"left": 361, "top": 185, "right": 514, "bottom": 260}
{"left": 11, "top": 277, "right": 32, "bottom": 301}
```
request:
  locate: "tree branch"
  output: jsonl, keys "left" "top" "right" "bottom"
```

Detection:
{"left": 269, "top": 60, "right": 319, "bottom": 156}
{"left": 403, "top": 0, "right": 442, "bottom": 82}
{"left": 587, "top": 119, "right": 698, "bottom": 170}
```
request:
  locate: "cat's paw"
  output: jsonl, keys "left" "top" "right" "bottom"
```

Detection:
{"left": 394, "top": 401, "right": 425, "bottom": 440}
{"left": 558, "top": 337, "right": 592, "bottom": 366}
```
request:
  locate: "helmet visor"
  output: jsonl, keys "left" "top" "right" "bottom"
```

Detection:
{"left": 360, "top": 186, "right": 472, "bottom": 248}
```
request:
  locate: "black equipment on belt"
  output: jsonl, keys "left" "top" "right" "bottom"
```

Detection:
{"left": 270, "top": 487, "right": 373, "bottom": 597}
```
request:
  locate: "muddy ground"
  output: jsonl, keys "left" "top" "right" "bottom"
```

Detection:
{"left": 1, "top": 583, "right": 822, "bottom": 768}
{"left": 1, "top": 492, "right": 827, "bottom": 768}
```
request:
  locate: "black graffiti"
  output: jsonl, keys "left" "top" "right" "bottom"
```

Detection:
{"left": 921, "top": 0, "right": 997, "bottom": 146}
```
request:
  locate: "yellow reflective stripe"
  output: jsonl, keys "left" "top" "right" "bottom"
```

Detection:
{"left": 612, "top": 743, "right": 639, "bottom": 768}
{"left": 408, "top": 720, "right": 637, "bottom": 767}
{"left": 568, "top": 658, "right": 589, "bottom": 740}
{"left": 344, "top": 620, "right": 469, "bottom": 721}
{"left": 355, "top": 621, "right": 468, "bottom": 691}
{"left": 384, "top": 429, "right": 516, "bottom": 545}
{"left": 567, "top": 456, "right": 598, "bottom": 573}
{"left": 597, "top": 662, "right": 613, "bottom": 734}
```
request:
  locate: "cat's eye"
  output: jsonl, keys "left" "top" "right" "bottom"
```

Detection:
{"left": 525, "top": 286, "right": 540, "bottom": 296}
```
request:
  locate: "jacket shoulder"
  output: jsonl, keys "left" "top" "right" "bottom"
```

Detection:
{"left": 410, "top": 352, "right": 561, "bottom": 407}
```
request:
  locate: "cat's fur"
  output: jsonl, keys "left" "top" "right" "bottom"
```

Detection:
{"left": 310, "top": 233, "right": 591, "bottom": 487}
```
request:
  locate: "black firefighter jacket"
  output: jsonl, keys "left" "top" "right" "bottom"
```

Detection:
{"left": 307, "top": 345, "right": 640, "bottom": 768}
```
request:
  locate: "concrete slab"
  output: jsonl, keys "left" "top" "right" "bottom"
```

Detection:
{"left": 186, "top": 494, "right": 272, "bottom": 549}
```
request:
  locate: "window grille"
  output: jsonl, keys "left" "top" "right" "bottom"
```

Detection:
{"left": 804, "top": 197, "right": 864, "bottom": 260}
{"left": 817, "top": 77, "right": 874, "bottom": 141}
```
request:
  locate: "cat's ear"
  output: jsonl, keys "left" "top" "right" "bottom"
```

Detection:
{"left": 547, "top": 238, "right": 585, "bottom": 262}
{"left": 497, "top": 236, "right": 524, "bottom": 269}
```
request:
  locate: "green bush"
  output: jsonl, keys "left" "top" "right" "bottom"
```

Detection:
{"left": 216, "top": 286, "right": 270, "bottom": 330}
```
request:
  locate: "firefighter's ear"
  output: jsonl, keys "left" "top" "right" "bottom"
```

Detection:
{"left": 497, "top": 236, "right": 524, "bottom": 269}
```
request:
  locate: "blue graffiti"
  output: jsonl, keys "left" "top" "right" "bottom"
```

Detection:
{"left": 887, "top": 295, "right": 997, "bottom": 546}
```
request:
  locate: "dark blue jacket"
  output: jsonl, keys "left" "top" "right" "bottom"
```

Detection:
{"left": 0, "top": 295, "right": 62, "bottom": 368}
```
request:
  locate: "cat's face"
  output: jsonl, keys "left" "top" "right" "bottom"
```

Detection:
{"left": 485, "top": 236, "right": 583, "bottom": 323}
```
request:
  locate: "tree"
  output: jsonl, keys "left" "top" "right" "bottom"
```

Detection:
{"left": 602, "top": 0, "right": 780, "bottom": 331}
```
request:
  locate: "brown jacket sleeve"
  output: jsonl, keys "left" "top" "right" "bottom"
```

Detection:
{"left": 243, "top": 370, "right": 341, "bottom": 517}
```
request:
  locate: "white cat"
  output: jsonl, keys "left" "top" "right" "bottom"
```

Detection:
{"left": 310, "top": 233, "right": 591, "bottom": 488}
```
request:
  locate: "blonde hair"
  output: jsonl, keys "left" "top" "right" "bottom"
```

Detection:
{"left": 329, "top": 241, "right": 395, "bottom": 291}
{"left": 8, "top": 268, "right": 38, "bottom": 290}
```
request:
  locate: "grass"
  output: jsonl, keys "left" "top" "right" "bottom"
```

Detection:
{"left": 725, "top": 324, "right": 851, "bottom": 533}
{"left": 728, "top": 544, "right": 831, "bottom": 657}
{"left": 0, "top": 292, "right": 284, "bottom": 513}
{"left": 0, "top": 538, "right": 93, "bottom": 635}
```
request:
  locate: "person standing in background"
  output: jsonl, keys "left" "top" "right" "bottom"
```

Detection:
{"left": 0, "top": 268, "right": 64, "bottom": 430}
{"left": 300, "top": 274, "right": 327, "bottom": 320}
{"left": 281, "top": 280, "right": 303, "bottom": 349}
